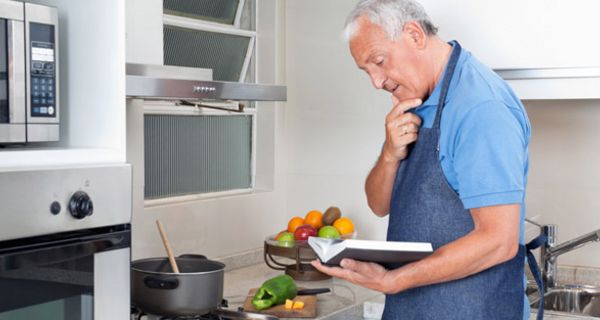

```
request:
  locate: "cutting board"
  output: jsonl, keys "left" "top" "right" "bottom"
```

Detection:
{"left": 242, "top": 288, "right": 317, "bottom": 318}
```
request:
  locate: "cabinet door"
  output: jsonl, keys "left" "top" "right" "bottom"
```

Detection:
{"left": 419, "top": 0, "right": 600, "bottom": 69}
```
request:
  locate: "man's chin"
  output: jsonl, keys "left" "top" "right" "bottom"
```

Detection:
{"left": 393, "top": 93, "right": 421, "bottom": 102}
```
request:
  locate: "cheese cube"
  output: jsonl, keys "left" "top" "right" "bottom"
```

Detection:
{"left": 292, "top": 300, "right": 305, "bottom": 310}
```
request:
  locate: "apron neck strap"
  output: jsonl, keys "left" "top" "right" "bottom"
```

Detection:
{"left": 433, "top": 41, "right": 462, "bottom": 129}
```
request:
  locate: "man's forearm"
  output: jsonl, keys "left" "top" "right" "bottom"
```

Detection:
{"left": 383, "top": 205, "right": 521, "bottom": 293}
{"left": 365, "top": 154, "right": 400, "bottom": 217}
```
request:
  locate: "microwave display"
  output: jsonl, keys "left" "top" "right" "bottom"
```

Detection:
{"left": 29, "top": 22, "right": 55, "bottom": 118}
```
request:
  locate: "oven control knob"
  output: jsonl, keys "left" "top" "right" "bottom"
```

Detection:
{"left": 69, "top": 191, "right": 94, "bottom": 219}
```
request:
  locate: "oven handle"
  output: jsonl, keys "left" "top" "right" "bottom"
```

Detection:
{"left": 0, "top": 226, "right": 131, "bottom": 271}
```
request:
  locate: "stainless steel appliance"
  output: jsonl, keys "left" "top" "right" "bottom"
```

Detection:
{"left": 126, "top": 63, "right": 286, "bottom": 102}
{"left": 0, "top": 165, "right": 132, "bottom": 319}
{"left": 0, "top": 0, "right": 59, "bottom": 144}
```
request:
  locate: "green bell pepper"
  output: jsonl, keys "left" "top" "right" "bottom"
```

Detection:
{"left": 252, "top": 274, "right": 298, "bottom": 310}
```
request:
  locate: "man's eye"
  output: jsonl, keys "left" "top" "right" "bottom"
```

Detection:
{"left": 375, "top": 59, "right": 384, "bottom": 66}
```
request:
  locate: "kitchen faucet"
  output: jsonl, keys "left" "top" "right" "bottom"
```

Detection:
{"left": 537, "top": 223, "right": 600, "bottom": 291}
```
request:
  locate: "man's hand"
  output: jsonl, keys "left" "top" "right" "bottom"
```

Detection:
{"left": 311, "top": 259, "right": 399, "bottom": 294}
{"left": 382, "top": 97, "right": 423, "bottom": 163}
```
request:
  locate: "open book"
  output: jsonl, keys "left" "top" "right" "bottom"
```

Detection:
{"left": 308, "top": 237, "right": 433, "bottom": 267}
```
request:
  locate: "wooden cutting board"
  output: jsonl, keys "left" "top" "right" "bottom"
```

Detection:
{"left": 242, "top": 288, "right": 317, "bottom": 318}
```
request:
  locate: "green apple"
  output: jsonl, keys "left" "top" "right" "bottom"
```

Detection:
{"left": 318, "top": 226, "right": 341, "bottom": 239}
{"left": 277, "top": 232, "right": 295, "bottom": 247}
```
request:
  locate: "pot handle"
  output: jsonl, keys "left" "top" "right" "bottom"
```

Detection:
{"left": 144, "top": 275, "right": 179, "bottom": 290}
{"left": 178, "top": 254, "right": 207, "bottom": 260}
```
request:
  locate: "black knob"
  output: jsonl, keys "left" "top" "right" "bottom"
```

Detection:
{"left": 50, "top": 201, "right": 61, "bottom": 215}
{"left": 69, "top": 191, "right": 94, "bottom": 219}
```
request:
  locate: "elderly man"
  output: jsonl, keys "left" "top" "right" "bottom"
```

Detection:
{"left": 311, "top": 0, "right": 533, "bottom": 319}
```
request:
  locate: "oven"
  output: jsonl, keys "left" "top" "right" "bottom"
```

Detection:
{"left": 0, "top": 0, "right": 59, "bottom": 144}
{"left": 0, "top": 165, "right": 131, "bottom": 319}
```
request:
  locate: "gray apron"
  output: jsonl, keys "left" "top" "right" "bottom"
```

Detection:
{"left": 383, "top": 42, "right": 526, "bottom": 320}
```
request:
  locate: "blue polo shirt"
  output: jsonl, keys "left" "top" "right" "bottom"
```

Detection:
{"left": 416, "top": 44, "right": 530, "bottom": 235}
{"left": 415, "top": 42, "right": 531, "bottom": 318}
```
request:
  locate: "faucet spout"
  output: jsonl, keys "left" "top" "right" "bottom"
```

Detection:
{"left": 541, "top": 225, "right": 600, "bottom": 292}
{"left": 547, "top": 229, "right": 600, "bottom": 259}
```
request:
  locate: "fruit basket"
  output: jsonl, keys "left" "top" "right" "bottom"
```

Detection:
{"left": 264, "top": 207, "right": 355, "bottom": 281}
{"left": 263, "top": 236, "right": 326, "bottom": 281}
{"left": 263, "top": 232, "right": 356, "bottom": 281}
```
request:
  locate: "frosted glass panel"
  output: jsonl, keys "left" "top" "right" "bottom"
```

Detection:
{"left": 144, "top": 115, "right": 252, "bottom": 199}
{"left": 163, "top": 26, "right": 250, "bottom": 81}
{"left": 163, "top": 0, "right": 240, "bottom": 25}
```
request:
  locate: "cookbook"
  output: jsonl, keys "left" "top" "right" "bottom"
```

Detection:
{"left": 308, "top": 237, "right": 433, "bottom": 268}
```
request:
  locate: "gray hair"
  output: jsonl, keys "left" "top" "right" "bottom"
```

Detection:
{"left": 344, "top": 0, "right": 438, "bottom": 41}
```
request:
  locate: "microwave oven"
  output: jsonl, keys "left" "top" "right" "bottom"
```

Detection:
{"left": 0, "top": 0, "right": 59, "bottom": 144}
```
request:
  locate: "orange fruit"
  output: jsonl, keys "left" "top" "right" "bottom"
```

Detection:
{"left": 304, "top": 210, "right": 323, "bottom": 229}
{"left": 333, "top": 217, "right": 354, "bottom": 235}
{"left": 287, "top": 216, "right": 305, "bottom": 233}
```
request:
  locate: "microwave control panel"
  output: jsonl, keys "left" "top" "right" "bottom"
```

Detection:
{"left": 29, "top": 22, "right": 56, "bottom": 118}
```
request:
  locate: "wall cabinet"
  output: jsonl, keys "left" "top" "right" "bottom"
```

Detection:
{"left": 419, "top": 0, "right": 600, "bottom": 69}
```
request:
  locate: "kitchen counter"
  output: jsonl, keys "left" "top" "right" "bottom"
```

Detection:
{"left": 220, "top": 256, "right": 599, "bottom": 319}
{"left": 222, "top": 262, "right": 381, "bottom": 320}
{"left": 530, "top": 312, "right": 598, "bottom": 320}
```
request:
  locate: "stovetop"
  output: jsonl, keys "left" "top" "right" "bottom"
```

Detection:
{"left": 131, "top": 308, "right": 233, "bottom": 320}
{"left": 131, "top": 298, "right": 280, "bottom": 320}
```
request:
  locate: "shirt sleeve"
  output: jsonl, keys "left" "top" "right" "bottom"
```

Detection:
{"left": 452, "top": 100, "right": 529, "bottom": 209}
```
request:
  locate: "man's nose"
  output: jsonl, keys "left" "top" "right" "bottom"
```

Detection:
{"left": 369, "top": 73, "right": 385, "bottom": 90}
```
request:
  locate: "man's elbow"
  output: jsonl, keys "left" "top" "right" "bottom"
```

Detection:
{"left": 368, "top": 201, "right": 389, "bottom": 217}
{"left": 497, "top": 240, "right": 520, "bottom": 264}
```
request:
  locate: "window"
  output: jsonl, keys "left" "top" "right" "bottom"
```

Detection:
{"left": 143, "top": 0, "right": 257, "bottom": 202}
{"left": 144, "top": 113, "right": 253, "bottom": 199}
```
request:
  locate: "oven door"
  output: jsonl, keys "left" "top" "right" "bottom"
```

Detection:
{"left": 0, "top": 0, "right": 26, "bottom": 143}
{"left": 0, "top": 225, "right": 130, "bottom": 320}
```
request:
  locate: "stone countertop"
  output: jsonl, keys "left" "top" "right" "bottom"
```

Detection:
{"left": 220, "top": 260, "right": 599, "bottom": 320}
{"left": 529, "top": 309, "right": 598, "bottom": 320}
{"left": 222, "top": 262, "right": 381, "bottom": 320}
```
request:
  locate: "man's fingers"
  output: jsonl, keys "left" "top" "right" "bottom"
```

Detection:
{"left": 387, "top": 105, "right": 423, "bottom": 125}
{"left": 388, "top": 98, "right": 422, "bottom": 119}
{"left": 341, "top": 259, "right": 386, "bottom": 274}
{"left": 339, "top": 259, "right": 387, "bottom": 284}
{"left": 392, "top": 132, "right": 418, "bottom": 145}
{"left": 311, "top": 260, "right": 347, "bottom": 278}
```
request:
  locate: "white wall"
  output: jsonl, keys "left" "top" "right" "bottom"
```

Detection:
{"left": 285, "top": 0, "right": 390, "bottom": 240}
{"left": 525, "top": 100, "right": 600, "bottom": 267}
{"left": 284, "top": 0, "right": 600, "bottom": 268}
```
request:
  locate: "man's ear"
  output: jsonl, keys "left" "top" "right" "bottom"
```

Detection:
{"left": 403, "top": 21, "right": 427, "bottom": 49}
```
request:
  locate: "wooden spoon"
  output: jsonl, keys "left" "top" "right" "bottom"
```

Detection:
{"left": 156, "top": 219, "right": 180, "bottom": 273}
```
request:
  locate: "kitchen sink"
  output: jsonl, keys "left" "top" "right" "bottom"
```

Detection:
{"left": 530, "top": 285, "right": 600, "bottom": 317}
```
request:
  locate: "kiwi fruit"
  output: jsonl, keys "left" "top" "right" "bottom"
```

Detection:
{"left": 322, "top": 206, "right": 342, "bottom": 226}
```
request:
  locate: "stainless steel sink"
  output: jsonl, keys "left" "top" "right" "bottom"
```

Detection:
{"left": 530, "top": 285, "right": 600, "bottom": 317}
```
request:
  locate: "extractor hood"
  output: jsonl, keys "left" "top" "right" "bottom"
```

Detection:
{"left": 125, "top": 63, "right": 286, "bottom": 101}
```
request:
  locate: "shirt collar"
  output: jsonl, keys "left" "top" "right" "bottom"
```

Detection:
{"left": 419, "top": 41, "right": 460, "bottom": 108}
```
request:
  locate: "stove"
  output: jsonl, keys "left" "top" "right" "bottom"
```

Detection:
{"left": 0, "top": 165, "right": 132, "bottom": 319}
{"left": 131, "top": 310, "right": 232, "bottom": 320}
{"left": 131, "top": 302, "right": 280, "bottom": 320}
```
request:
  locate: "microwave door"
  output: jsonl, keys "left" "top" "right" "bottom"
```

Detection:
{"left": 0, "top": 2, "right": 26, "bottom": 144}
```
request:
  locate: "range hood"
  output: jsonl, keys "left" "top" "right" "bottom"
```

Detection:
{"left": 125, "top": 63, "right": 286, "bottom": 101}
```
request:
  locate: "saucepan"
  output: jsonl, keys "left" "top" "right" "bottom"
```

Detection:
{"left": 131, "top": 253, "right": 226, "bottom": 317}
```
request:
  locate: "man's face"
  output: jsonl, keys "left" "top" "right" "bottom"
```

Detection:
{"left": 349, "top": 17, "right": 428, "bottom": 102}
